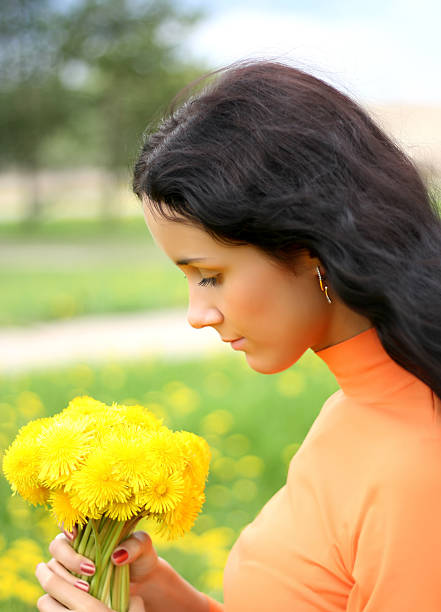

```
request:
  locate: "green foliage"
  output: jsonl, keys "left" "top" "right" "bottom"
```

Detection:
{"left": 54, "top": 0, "right": 207, "bottom": 171}
{"left": 0, "top": 0, "right": 70, "bottom": 167}
{"left": 0, "top": 351, "right": 339, "bottom": 608}
{"left": 0, "top": 0, "right": 209, "bottom": 220}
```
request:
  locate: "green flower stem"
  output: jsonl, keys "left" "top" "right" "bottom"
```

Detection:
{"left": 71, "top": 523, "right": 93, "bottom": 580}
{"left": 76, "top": 521, "right": 93, "bottom": 556}
{"left": 99, "top": 560, "right": 113, "bottom": 608}
{"left": 84, "top": 533, "right": 96, "bottom": 560}
{"left": 90, "top": 519, "right": 102, "bottom": 570}
{"left": 112, "top": 564, "right": 129, "bottom": 612}
{"left": 112, "top": 562, "right": 121, "bottom": 609}
{"left": 71, "top": 516, "right": 138, "bottom": 611}
{"left": 121, "top": 563, "right": 130, "bottom": 612}
{"left": 101, "top": 519, "right": 125, "bottom": 568}
{"left": 90, "top": 519, "right": 125, "bottom": 602}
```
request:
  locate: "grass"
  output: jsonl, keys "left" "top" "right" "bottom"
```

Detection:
{"left": 0, "top": 216, "right": 150, "bottom": 241}
{"left": 0, "top": 349, "right": 338, "bottom": 609}
{"left": 0, "top": 217, "right": 188, "bottom": 325}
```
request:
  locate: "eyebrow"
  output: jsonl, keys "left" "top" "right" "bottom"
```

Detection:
{"left": 175, "top": 257, "right": 210, "bottom": 266}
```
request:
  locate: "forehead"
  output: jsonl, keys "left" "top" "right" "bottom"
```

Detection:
{"left": 142, "top": 201, "right": 233, "bottom": 260}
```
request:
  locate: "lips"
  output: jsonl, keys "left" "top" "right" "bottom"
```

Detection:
{"left": 230, "top": 337, "right": 245, "bottom": 350}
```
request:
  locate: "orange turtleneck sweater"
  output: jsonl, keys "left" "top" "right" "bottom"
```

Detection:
{"left": 206, "top": 326, "right": 441, "bottom": 611}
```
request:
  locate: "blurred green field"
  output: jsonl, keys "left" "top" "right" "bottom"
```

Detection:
{"left": 0, "top": 348, "right": 338, "bottom": 609}
{"left": 0, "top": 217, "right": 187, "bottom": 326}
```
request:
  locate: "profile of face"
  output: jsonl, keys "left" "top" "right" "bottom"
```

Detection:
{"left": 142, "top": 201, "right": 349, "bottom": 374}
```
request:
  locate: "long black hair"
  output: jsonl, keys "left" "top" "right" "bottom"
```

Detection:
{"left": 133, "top": 59, "right": 441, "bottom": 400}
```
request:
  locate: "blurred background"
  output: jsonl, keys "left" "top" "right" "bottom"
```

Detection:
{"left": 1, "top": 0, "right": 440, "bottom": 609}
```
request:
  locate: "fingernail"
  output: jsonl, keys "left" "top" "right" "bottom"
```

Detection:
{"left": 75, "top": 579, "right": 90, "bottom": 592}
{"left": 80, "top": 562, "right": 95, "bottom": 575}
{"left": 63, "top": 530, "right": 75, "bottom": 541}
{"left": 112, "top": 548, "right": 129, "bottom": 564}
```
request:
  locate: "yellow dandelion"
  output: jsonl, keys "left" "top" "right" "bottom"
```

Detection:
{"left": 69, "top": 449, "right": 130, "bottom": 513}
{"left": 62, "top": 395, "right": 108, "bottom": 416}
{"left": 114, "top": 404, "right": 164, "bottom": 431}
{"left": 143, "top": 430, "right": 186, "bottom": 475}
{"left": 67, "top": 491, "right": 102, "bottom": 520}
{"left": 37, "top": 416, "right": 92, "bottom": 487}
{"left": 15, "top": 483, "right": 49, "bottom": 507}
{"left": 155, "top": 489, "right": 205, "bottom": 540}
{"left": 138, "top": 470, "right": 184, "bottom": 514}
{"left": 15, "top": 416, "right": 53, "bottom": 440}
{"left": 175, "top": 431, "right": 211, "bottom": 485}
{"left": 2, "top": 436, "right": 41, "bottom": 495}
{"left": 105, "top": 496, "right": 141, "bottom": 521}
{"left": 103, "top": 428, "right": 152, "bottom": 494}
{"left": 49, "top": 489, "right": 87, "bottom": 532}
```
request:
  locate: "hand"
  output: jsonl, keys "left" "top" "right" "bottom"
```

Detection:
{"left": 38, "top": 527, "right": 209, "bottom": 612}
{"left": 35, "top": 559, "right": 144, "bottom": 611}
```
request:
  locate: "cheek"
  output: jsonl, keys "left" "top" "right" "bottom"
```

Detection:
{"left": 223, "top": 274, "right": 294, "bottom": 339}
{"left": 224, "top": 275, "right": 274, "bottom": 322}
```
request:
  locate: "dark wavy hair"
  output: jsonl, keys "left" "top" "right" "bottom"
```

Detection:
{"left": 133, "top": 59, "right": 441, "bottom": 400}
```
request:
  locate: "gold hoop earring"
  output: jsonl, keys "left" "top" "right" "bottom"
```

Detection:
{"left": 316, "top": 265, "right": 332, "bottom": 304}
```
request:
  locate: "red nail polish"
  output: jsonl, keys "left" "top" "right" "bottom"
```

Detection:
{"left": 75, "top": 580, "right": 89, "bottom": 592}
{"left": 63, "top": 530, "right": 75, "bottom": 541}
{"left": 80, "top": 562, "right": 95, "bottom": 575}
{"left": 112, "top": 549, "right": 129, "bottom": 564}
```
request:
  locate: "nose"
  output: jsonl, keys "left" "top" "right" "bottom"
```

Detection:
{"left": 187, "top": 297, "right": 223, "bottom": 330}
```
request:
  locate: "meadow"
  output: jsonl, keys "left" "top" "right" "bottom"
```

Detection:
{"left": 0, "top": 348, "right": 339, "bottom": 610}
{"left": 0, "top": 214, "right": 340, "bottom": 609}
{"left": 0, "top": 218, "right": 187, "bottom": 326}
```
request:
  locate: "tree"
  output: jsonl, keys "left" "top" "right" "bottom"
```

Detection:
{"left": 0, "top": 0, "right": 73, "bottom": 221}
{"left": 0, "top": 0, "right": 208, "bottom": 221}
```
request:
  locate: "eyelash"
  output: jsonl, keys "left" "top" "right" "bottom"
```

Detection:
{"left": 197, "top": 276, "right": 219, "bottom": 287}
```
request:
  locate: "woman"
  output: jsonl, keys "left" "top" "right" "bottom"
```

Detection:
{"left": 36, "top": 60, "right": 441, "bottom": 611}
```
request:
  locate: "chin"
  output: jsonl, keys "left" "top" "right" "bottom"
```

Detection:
{"left": 245, "top": 353, "right": 297, "bottom": 375}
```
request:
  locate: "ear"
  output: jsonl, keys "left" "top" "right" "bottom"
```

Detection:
{"left": 306, "top": 253, "right": 326, "bottom": 275}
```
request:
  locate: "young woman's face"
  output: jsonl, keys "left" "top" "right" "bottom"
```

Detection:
{"left": 143, "top": 202, "right": 340, "bottom": 374}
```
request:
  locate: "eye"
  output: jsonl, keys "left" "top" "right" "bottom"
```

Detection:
{"left": 197, "top": 276, "right": 219, "bottom": 287}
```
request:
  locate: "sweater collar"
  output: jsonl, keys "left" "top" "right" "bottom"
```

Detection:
{"left": 313, "top": 326, "right": 427, "bottom": 408}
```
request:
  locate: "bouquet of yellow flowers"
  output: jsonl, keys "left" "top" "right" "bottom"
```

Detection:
{"left": 2, "top": 396, "right": 211, "bottom": 612}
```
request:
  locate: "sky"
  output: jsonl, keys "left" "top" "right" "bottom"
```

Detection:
{"left": 179, "top": 0, "right": 441, "bottom": 105}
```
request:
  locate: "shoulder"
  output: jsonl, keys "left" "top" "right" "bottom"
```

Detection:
{"left": 376, "top": 428, "right": 441, "bottom": 495}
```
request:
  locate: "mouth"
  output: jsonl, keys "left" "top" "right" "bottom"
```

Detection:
{"left": 229, "top": 337, "right": 246, "bottom": 350}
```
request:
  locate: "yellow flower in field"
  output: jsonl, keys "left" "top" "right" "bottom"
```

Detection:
{"left": 105, "top": 496, "right": 141, "bottom": 521}
{"left": 69, "top": 448, "right": 130, "bottom": 513}
{"left": 0, "top": 537, "right": 45, "bottom": 603}
{"left": 37, "top": 416, "right": 92, "bottom": 487}
{"left": 138, "top": 470, "right": 185, "bottom": 514}
{"left": 144, "top": 430, "right": 186, "bottom": 474}
{"left": 49, "top": 489, "right": 87, "bottom": 531}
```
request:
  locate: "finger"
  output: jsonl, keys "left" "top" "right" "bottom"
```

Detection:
{"left": 49, "top": 533, "right": 96, "bottom": 577}
{"left": 36, "top": 562, "right": 107, "bottom": 611}
{"left": 37, "top": 593, "right": 66, "bottom": 611}
{"left": 111, "top": 531, "right": 158, "bottom": 580}
{"left": 129, "top": 595, "right": 145, "bottom": 612}
{"left": 47, "top": 557, "right": 90, "bottom": 592}
{"left": 61, "top": 524, "right": 78, "bottom": 543}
